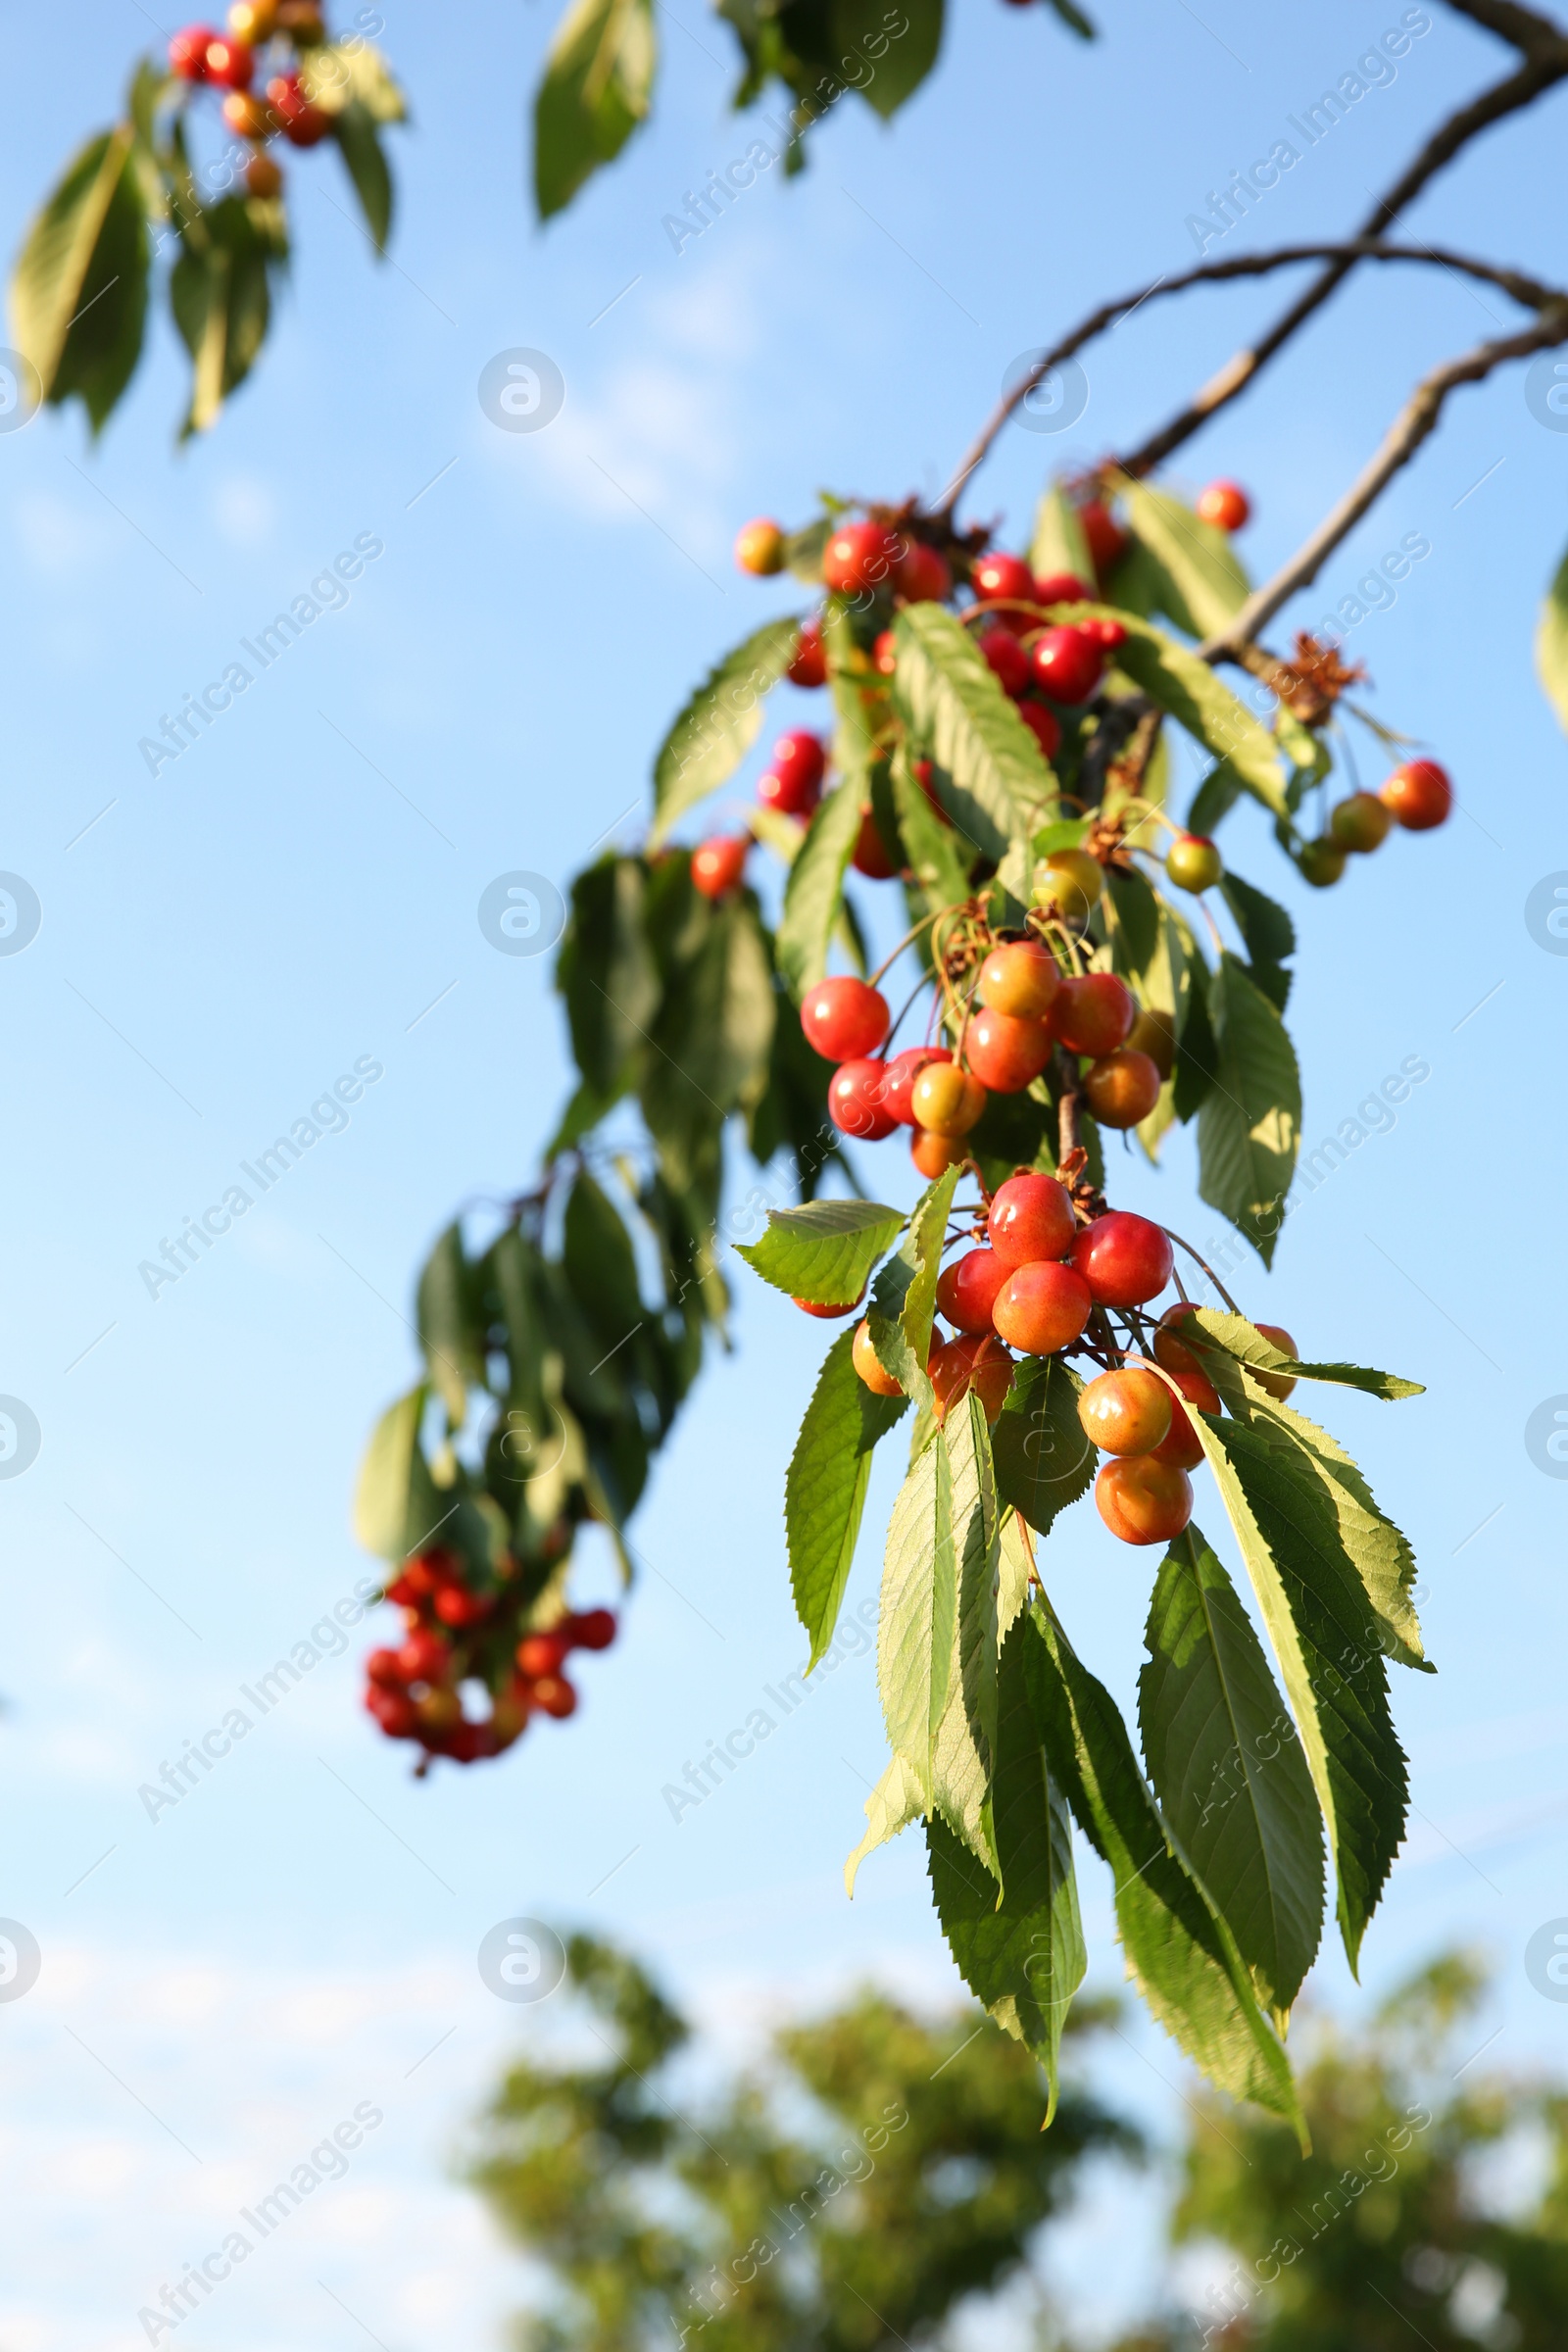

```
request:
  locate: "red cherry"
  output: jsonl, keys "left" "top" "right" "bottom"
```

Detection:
{"left": 1196, "top": 479, "right": 1250, "bottom": 532}
{"left": 1166, "top": 1361, "right": 1222, "bottom": 1417}
{"left": 1053, "top": 972, "right": 1135, "bottom": 1057}
{"left": 398, "top": 1626, "right": 450, "bottom": 1684}
{"left": 977, "top": 939, "right": 1060, "bottom": 1021}
{"left": 794, "top": 1294, "right": 865, "bottom": 1318}
{"left": 911, "top": 1129, "right": 968, "bottom": 1178}
{"left": 1152, "top": 1304, "right": 1204, "bottom": 1380}
{"left": 1086, "top": 617, "right": 1127, "bottom": 650}
{"left": 734, "top": 517, "right": 785, "bottom": 575}
{"left": 532, "top": 1674, "right": 578, "bottom": 1719}
{"left": 692, "top": 835, "right": 749, "bottom": 900}
{"left": 1082, "top": 1048, "right": 1162, "bottom": 1130}
{"left": 1032, "top": 570, "right": 1093, "bottom": 605}
{"left": 203, "top": 33, "right": 254, "bottom": 86}
{"left": 368, "top": 1686, "right": 418, "bottom": 1738}
{"left": 447, "top": 1720, "right": 497, "bottom": 1765}
{"left": 1095, "top": 1455, "right": 1193, "bottom": 1545}
{"left": 897, "top": 541, "right": 952, "bottom": 603}
{"left": 971, "top": 551, "right": 1035, "bottom": 608}
{"left": 978, "top": 626, "right": 1030, "bottom": 696}
{"left": 822, "top": 520, "right": 903, "bottom": 598}
{"left": 266, "top": 72, "right": 330, "bottom": 145}
{"left": 872, "top": 629, "right": 898, "bottom": 678}
{"left": 787, "top": 622, "right": 827, "bottom": 688}
{"left": 1077, "top": 1366, "right": 1172, "bottom": 1456}
{"left": 1380, "top": 759, "right": 1451, "bottom": 831}
{"left": 993, "top": 1261, "right": 1093, "bottom": 1355}
{"left": 1251, "top": 1323, "right": 1298, "bottom": 1402}
{"left": 758, "top": 729, "right": 825, "bottom": 816}
{"left": 965, "top": 1006, "right": 1054, "bottom": 1094}
{"left": 936, "top": 1249, "right": 1009, "bottom": 1336}
{"left": 882, "top": 1045, "right": 950, "bottom": 1125}
{"left": 801, "top": 976, "right": 890, "bottom": 1061}
{"left": 516, "top": 1631, "right": 571, "bottom": 1679}
{"left": 989, "top": 1173, "right": 1076, "bottom": 1269}
{"left": 1070, "top": 1212, "right": 1173, "bottom": 1308}
{"left": 852, "top": 806, "right": 897, "bottom": 878}
{"left": 1078, "top": 500, "right": 1127, "bottom": 578}
{"left": 931, "top": 1332, "right": 1013, "bottom": 1425}
{"left": 170, "top": 24, "right": 219, "bottom": 77}
{"left": 434, "top": 1585, "right": 491, "bottom": 1628}
{"left": 1017, "top": 702, "right": 1061, "bottom": 760}
{"left": 567, "top": 1607, "right": 617, "bottom": 1651}
{"left": 911, "top": 758, "right": 953, "bottom": 827}
{"left": 1030, "top": 625, "right": 1104, "bottom": 705}
{"left": 854, "top": 1318, "right": 904, "bottom": 1396}
{"left": 1151, "top": 1392, "right": 1204, "bottom": 1470}
{"left": 828, "top": 1058, "right": 897, "bottom": 1140}
{"left": 366, "top": 1647, "right": 407, "bottom": 1689}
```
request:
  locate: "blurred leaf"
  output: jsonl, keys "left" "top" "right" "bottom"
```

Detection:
{"left": 416, "top": 1222, "right": 484, "bottom": 1426}
{"left": 534, "top": 0, "right": 657, "bottom": 219}
{"left": 11, "top": 123, "right": 149, "bottom": 431}
{"left": 1104, "top": 863, "right": 1159, "bottom": 980}
{"left": 354, "top": 1384, "right": 444, "bottom": 1562}
{"left": 170, "top": 196, "right": 273, "bottom": 436}
{"left": 1118, "top": 479, "right": 1251, "bottom": 642}
{"left": 333, "top": 100, "right": 393, "bottom": 250}
{"left": 1110, "top": 615, "right": 1286, "bottom": 816}
{"left": 1538, "top": 540, "right": 1568, "bottom": 733}
{"left": 301, "top": 40, "right": 409, "bottom": 122}
{"left": 557, "top": 856, "right": 661, "bottom": 1102}
{"left": 651, "top": 616, "right": 801, "bottom": 846}
{"left": 1030, "top": 483, "right": 1093, "bottom": 580}
{"left": 787, "top": 1325, "right": 908, "bottom": 1668}
{"left": 776, "top": 780, "right": 864, "bottom": 996}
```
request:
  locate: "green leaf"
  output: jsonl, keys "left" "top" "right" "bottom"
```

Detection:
{"left": 11, "top": 124, "right": 149, "bottom": 431}
{"left": 776, "top": 782, "right": 864, "bottom": 997}
{"left": 867, "top": 1165, "right": 959, "bottom": 1398}
{"left": 1029, "top": 483, "right": 1092, "bottom": 581}
{"left": 738, "top": 1197, "right": 906, "bottom": 1306}
{"left": 333, "top": 99, "right": 393, "bottom": 251}
{"left": 846, "top": 1751, "right": 925, "bottom": 1893}
{"left": 1103, "top": 864, "right": 1159, "bottom": 982}
{"left": 170, "top": 197, "right": 274, "bottom": 437}
{"left": 929, "top": 1394, "right": 1004, "bottom": 1864}
{"left": 1537, "top": 541, "right": 1568, "bottom": 733}
{"left": 1030, "top": 1603, "right": 1304, "bottom": 2137}
{"left": 641, "top": 897, "right": 775, "bottom": 1179}
{"left": 556, "top": 856, "right": 662, "bottom": 1104}
{"left": 1197, "top": 953, "right": 1299, "bottom": 1266}
{"left": 300, "top": 40, "right": 409, "bottom": 122}
{"left": 563, "top": 1169, "right": 647, "bottom": 1356}
{"left": 877, "top": 1431, "right": 955, "bottom": 1805}
{"left": 992, "top": 1356, "right": 1094, "bottom": 1535}
{"left": 1171, "top": 922, "right": 1217, "bottom": 1122}
{"left": 1140, "top": 1528, "right": 1325, "bottom": 2017}
{"left": 1187, "top": 1410, "right": 1409, "bottom": 1975}
{"left": 783, "top": 515, "right": 829, "bottom": 582}
{"left": 891, "top": 743, "right": 971, "bottom": 913}
{"left": 1188, "top": 1309, "right": 1424, "bottom": 1404}
{"left": 1188, "top": 759, "right": 1244, "bottom": 836}
{"left": 533, "top": 0, "right": 657, "bottom": 219}
{"left": 354, "top": 1384, "right": 444, "bottom": 1562}
{"left": 827, "top": 0, "right": 945, "bottom": 118}
{"left": 1218, "top": 872, "right": 1295, "bottom": 968}
{"left": 1119, "top": 479, "right": 1250, "bottom": 643}
{"left": 650, "top": 617, "right": 801, "bottom": 848}
{"left": 416, "top": 1223, "right": 483, "bottom": 1426}
{"left": 891, "top": 603, "right": 1054, "bottom": 860}
{"left": 1043, "top": 0, "right": 1096, "bottom": 31}
{"left": 787, "top": 1326, "right": 909, "bottom": 1668}
{"left": 1108, "top": 615, "right": 1286, "bottom": 816}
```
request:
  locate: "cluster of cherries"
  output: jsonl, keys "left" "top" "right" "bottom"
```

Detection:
{"left": 1304, "top": 757, "right": 1453, "bottom": 883}
{"left": 169, "top": 2, "right": 333, "bottom": 199}
{"left": 799, "top": 946, "right": 1169, "bottom": 1169}
{"left": 362, "top": 1545, "right": 616, "bottom": 1766}
{"left": 840, "top": 1165, "right": 1297, "bottom": 1545}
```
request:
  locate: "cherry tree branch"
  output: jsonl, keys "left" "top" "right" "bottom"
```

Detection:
{"left": 1117, "top": 2, "right": 1568, "bottom": 478}
{"left": 1201, "top": 302, "right": 1568, "bottom": 659}
{"left": 938, "top": 241, "right": 1553, "bottom": 514}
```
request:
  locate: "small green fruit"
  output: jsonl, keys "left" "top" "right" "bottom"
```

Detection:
{"left": 1329, "top": 791, "right": 1393, "bottom": 854}
{"left": 1300, "top": 838, "right": 1347, "bottom": 888}
{"left": 1165, "top": 832, "right": 1223, "bottom": 893}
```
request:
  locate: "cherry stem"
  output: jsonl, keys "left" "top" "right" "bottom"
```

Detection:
{"left": 1162, "top": 1226, "right": 1245, "bottom": 1317}
{"left": 869, "top": 907, "right": 943, "bottom": 989}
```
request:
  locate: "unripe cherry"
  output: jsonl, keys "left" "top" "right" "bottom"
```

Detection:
{"left": 1017, "top": 701, "right": 1061, "bottom": 760}
{"left": 936, "top": 1248, "right": 1009, "bottom": 1336}
{"left": 1078, "top": 1366, "right": 1172, "bottom": 1456}
{"left": 1380, "top": 759, "right": 1451, "bottom": 830}
{"left": 228, "top": 1, "right": 279, "bottom": 38}
{"left": 1078, "top": 500, "right": 1127, "bottom": 578}
{"left": 965, "top": 1005, "right": 1054, "bottom": 1094}
{"left": 1330, "top": 792, "right": 1392, "bottom": 853}
{"left": 853, "top": 1317, "right": 904, "bottom": 1396}
{"left": 828, "top": 1058, "right": 896, "bottom": 1140}
{"left": 1165, "top": 832, "right": 1222, "bottom": 892}
{"left": 911, "top": 1129, "right": 969, "bottom": 1178}
{"left": 244, "top": 147, "right": 284, "bottom": 198}
{"left": 1053, "top": 971, "right": 1135, "bottom": 1057}
{"left": 1127, "top": 1004, "right": 1176, "bottom": 1078}
{"left": 993, "top": 1261, "right": 1093, "bottom": 1355}
{"left": 823, "top": 519, "right": 902, "bottom": 597}
{"left": 970, "top": 550, "right": 1035, "bottom": 607}
{"left": 801, "top": 976, "right": 889, "bottom": 1061}
{"left": 977, "top": 939, "right": 1060, "bottom": 1021}
{"left": 787, "top": 621, "right": 827, "bottom": 688}
{"left": 1083, "top": 1047, "right": 1161, "bottom": 1129}
{"left": 1035, "top": 849, "right": 1102, "bottom": 924}
{"left": 883, "top": 1045, "right": 950, "bottom": 1125}
{"left": 1299, "top": 839, "right": 1347, "bottom": 888}
{"left": 734, "top": 517, "right": 785, "bottom": 574}
{"left": 1070, "top": 1211, "right": 1173, "bottom": 1307}
{"left": 171, "top": 24, "right": 219, "bottom": 77}
{"left": 1196, "top": 479, "right": 1250, "bottom": 532}
{"left": 910, "top": 1061, "right": 985, "bottom": 1136}
{"left": 989, "top": 1172, "right": 1076, "bottom": 1268}
{"left": 852, "top": 806, "right": 897, "bottom": 878}
{"left": 1032, "top": 570, "right": 1093, "bottom": 606}
{"left": 1030, "top": 625, "right": 1104, "bottom": 705}
{"left": 1096, "top": 1455, "right": 1193, "bottom": 1544}
{"left": 1252, "top": 1322, "right": 1298, "bottom": 1401}
{"left": 978, "top": 626, "right": 1030, "bottom": 697}
{"left": 223, "top": 89, "right": 275, "bottom": 136}
{"left": 897, "top": 541, "right": 952, "bottom": 603}
{"left": 692, "top": 835, "right": 749, "bottom": 900}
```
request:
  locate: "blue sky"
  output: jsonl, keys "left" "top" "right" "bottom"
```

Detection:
{"left": 1, "top": 0, "right": 1566, "bottom": 2344}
